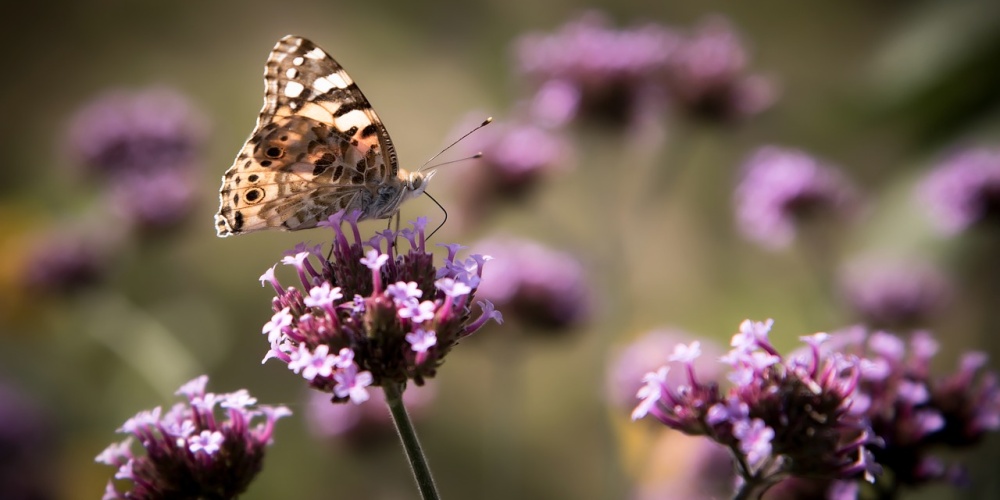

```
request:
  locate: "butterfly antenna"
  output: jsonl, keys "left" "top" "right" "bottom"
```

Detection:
{"left": 424, "top": 192, "right": 448, "bottom": 240}
{"left": 424, "top": 152, "right": 484, "bottom": 171}
{"left": 418, "top": 117, "right": 493, "bottom": 173}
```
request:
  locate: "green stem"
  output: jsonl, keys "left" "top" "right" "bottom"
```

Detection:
{"left": 383, "top": 382, "right": 440, "bottom": 500}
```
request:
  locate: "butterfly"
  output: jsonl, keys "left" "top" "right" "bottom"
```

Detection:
{"left": 215, "top": 35, "right": 431, "bottom": 237}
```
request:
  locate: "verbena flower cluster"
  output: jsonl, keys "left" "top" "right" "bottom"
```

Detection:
{"left": 735, "top": 145, "right": 858, "bottom": 250}
{"left": 259, "top": 210, "right": 502, "bottom": 402}
{"left": 919, "top": 147, "right": 1000, "bottom": 235}
{"left": 838, "top": 257, "right": 952, "bottom": 329}
{"left": 473, "top": 235, "right": 590, "bottom": 332}
{"left": 96, "top": 375, "right": 290, "bottom": 499}
{"left": 514, "top": 11, "right": 774, "bottom": 127}
{"left": 632, "top": 319, "right": 882, "bottom": 492}
{"left": 67, "top": 87, "right": 206, "bottom": 231}
{"left": 823, "top": 327, "right": 1000, "bottom": 489}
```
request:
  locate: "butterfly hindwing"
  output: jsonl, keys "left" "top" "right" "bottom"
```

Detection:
{"left": 216, "top": 35, "right": 406, "bottom": 237}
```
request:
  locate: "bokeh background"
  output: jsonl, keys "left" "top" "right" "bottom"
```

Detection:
{"left": 3, "top": 0, "right": 1000, "bottom": 498}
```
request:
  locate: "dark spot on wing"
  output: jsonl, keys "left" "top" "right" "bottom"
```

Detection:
{"left": 360, "top": 124, "right": 378, "bottom": 138}
{"left": 233, "top": 211, "right": 245, "bottom": 230}
{"left": 245, "top": 188, "right": 263, "bottom": 203}
{"left": 248, "top": 174, "right": 259, "bottom": 183}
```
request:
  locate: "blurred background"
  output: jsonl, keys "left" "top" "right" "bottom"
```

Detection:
{"left": 3, "top": 0, "right": 1000, "bottom": 498}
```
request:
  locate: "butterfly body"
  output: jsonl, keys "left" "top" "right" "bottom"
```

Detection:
{"left": 215, "top": 35, "right": 429, "bottom": 237}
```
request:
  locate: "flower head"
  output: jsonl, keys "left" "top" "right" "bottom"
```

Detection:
{"left": 606, "top": 328, "right": 723, "bottom": 411}
{"left": 473, "top": 236, "right": 590, "bottom": 332}
{"left": 514, "top": 11, "right": 679, "bottom": 127}
{"left": 919, "top": 147, "right": 1000, "bottom": 235}
{"left": 67, "top": 87, "right": 207, "bottom": 177}
{"left": 447, "top": 116, "right": 569, "bottom": 227}
{"left": 96, "top": 375, "right": 290, "bottom": 499}
{"left": 664, "top": 16, "right": 776, "bottom": 122}
{"left": 839, "top": 257, "right": 952, "bottom": 329}
{"left": 824, "top": 327, "right": 1000, "bottom": 488}
{"left": 632, "top": 319, "right": 881, "bottom": 487}
{"left": 735, "top": 146, "right": 859, "bottom": 250}
{"left": 260, "top": 211, "right": 501, "bottom": 401}
{"left": 21, "top": 229, "right": 112, "bottom": 295}
{"left": 0, "top": 378, "right": 57, "bottom": 499}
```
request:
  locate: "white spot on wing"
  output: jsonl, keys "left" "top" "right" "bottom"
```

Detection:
{"left": 284, "top": 81, "right": 305, "bottom": 98}
{"left": 285, "top": 68, "right": 298, "bottom": 78}
{"left": 292, "top": 56, "right": 304, "bottom": 66}
{"left": 327, "top": 72, "right": 352, "bottom": 89}
{"left": 334, "top": 109, "right": 374, "bottom": 133}
{"left": 304, "top": 47, "right": 326, "bottom": 60}
{"left": 312, "top": 78, "right": 335, "bottom": 93}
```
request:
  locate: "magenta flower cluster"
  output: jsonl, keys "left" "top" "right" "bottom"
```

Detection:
{"left": 259, "top": 210, "right": 502, "bottom": 403}
{"left": 734, "top": 146, "right": 858, "bottom": 249}
{"left": 632, "top": 319, "right": 881, "bottom": 491}
{"left": 919, "top": 147, "right": 1000, "bottom": 235}
{"left": 515, "top": 12, "right": 774, "bottom": 126}
{"left": 96, "top": 375, "right": 291, "bottom": 499}
{"left": 825, "top": 327, "right": 1000, "bottom": 489}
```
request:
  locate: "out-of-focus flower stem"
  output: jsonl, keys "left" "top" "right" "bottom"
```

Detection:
{"left": 384, "top": 381, "right": 440, "bottom": 500}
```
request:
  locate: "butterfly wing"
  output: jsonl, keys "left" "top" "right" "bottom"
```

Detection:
{"left": 215, "top": 35, "right": 401, "bottom": 237}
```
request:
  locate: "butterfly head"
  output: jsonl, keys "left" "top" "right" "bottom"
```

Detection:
{"left": 405, "top": 170, "right": 434, "bottom": 199}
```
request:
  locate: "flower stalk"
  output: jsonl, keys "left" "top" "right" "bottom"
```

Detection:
{"left": 384, "top": 381, "right": 440, "bottom": 500}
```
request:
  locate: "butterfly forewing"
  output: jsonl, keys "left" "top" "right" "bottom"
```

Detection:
{"left": 215, "top": 35, "right": 414, "bottom": 237}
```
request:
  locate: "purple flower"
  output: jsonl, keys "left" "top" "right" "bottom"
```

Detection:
{"left": 606, "top": 329, "right": 724, "bottom": 411}
{"left": 825, "top": 327, "right": 1000, "bottom": 489}
{"left": 96, "top": 375, "right": 290, "bottom": 499}
{"left": 632, "top": 319, "right": 881, "bottom": 489}
{"left": 446, "top": 116, "right": 569, "bottom": 227}
{"left": 259, "top": 210, "right": 501, "bottom": 400}
{"left": 0, "top": 378, "right": 57, "bottom": 500}
{"left": 735, "top": 146, "right": 859, "bottom": 250}
{"left": 21, "top": 229, "right": 112, "bottom": 295}
{"left": 839, "top": 257, "right": 952, "bottom": 329}
{"left": 472, "top": 236, "right": 590, "bottom": 333}
{"left": 919, "top": 147, "right": 1000, "bottom": 235}
{"left": 108, "top": 170, "right": 197, "bottom": 231}
{"left": 664, "top": 16, "right": 776, "bottom": 122}
{"left": 514, "top": 11, "right": 678, "bottom": 126}
{"left": 67, "top": 87, "right": 207, "bottom": 177}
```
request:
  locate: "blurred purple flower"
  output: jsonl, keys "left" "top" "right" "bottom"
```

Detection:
{"left": 606, "top": 328, "right": 722, "bottom": 411}
{"left": 260, "top": 211, "right": 501, "bottom": 401}
{"left": 823, "top": 327, "right": 1000, "bottom": 490}
{"left": 306, "top": 383, "right": 436, "bottom": 444}
{"left": 96, "top": 375, "right": 290, "bottom": 499}
{"left": 21, "top": 230, "right": 111, "bottom": 295}
{"left": 665, "top": 16, "right": 776, "bottom": 122}
{"left": 514, "top": 11, "right": 678, "bottom": 127}
{"left": 735, "top": 146, "right": 859, "bottom": 250}
{"left": 919, "top": 147, "right": 1000, "bottom": 235}
{"left": 109, "top": 170, "right": 197, "bottom": 231}
{"left": 0, "top": 379, "right": 57, "bottom": 500}
{"left": 446, "top": 116, "right": 569, "bottom": 228}
{"left": 67, "top": 87, "right": 207, "bottom": 177}
{"left": 839, "top": 257, "right": 952, "bottom": 329}
{"left": 632, "top": 319, "right": 882, "bottom": 492}
{"left": 473, "top": 236, "right": 590, "bottom": 332}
